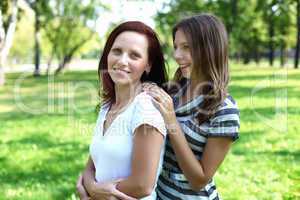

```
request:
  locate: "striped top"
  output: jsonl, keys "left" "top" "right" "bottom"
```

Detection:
{"left": 156, "top": 79, "right": 240, "bottom": 200}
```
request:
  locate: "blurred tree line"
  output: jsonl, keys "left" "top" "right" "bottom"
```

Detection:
{"left": 155, "top": 0, "right": 300, "bottom": 69}
{"left": 0, "top": 0, "right": 299, "bottom": 86}
{"left": 0, "top": 0, "right": 106, "bottom": 85}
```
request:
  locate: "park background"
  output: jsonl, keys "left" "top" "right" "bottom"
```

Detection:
{"left": 0, "top": 0, "right": 299, "bottom": 199}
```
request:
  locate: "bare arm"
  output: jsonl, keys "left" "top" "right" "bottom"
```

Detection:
{"left": 116, "top": 125, "right": 165, "bottom": 198}
{"left": 76, "top": 174, "right": 90, "bottom": 200}
{"left": 168, "top": 123, "right": 232, "bottom": 190}
{"left": 82, "top": 156, "right": 96, "bottom": 196}
{"left": 144, "top": 84, "right": 233, "bottom": 191}
{"left": 81, "top": 156, "right": 136, "bottom": 200}
{"left": 81, "top": 125, "right": 164, "bottom": 199}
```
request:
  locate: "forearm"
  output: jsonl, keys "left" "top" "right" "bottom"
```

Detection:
{"left": 168, "top": 122, "right": 208, "bottom": 190}
{"left": 144, "top": 84, "right": 212, "bottom": 190}
{"left": 116, "top": 176, "right": 151, "bottom": 199}
{"left": 82, "top": 157, "right": 96, "bottom": 195}
{"left": 116, "top": 126, "right": 163, "bottom": 199}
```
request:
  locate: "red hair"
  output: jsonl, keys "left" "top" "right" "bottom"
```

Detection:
{"left": 98, "top": 21, "right": 167, "bottom": 104}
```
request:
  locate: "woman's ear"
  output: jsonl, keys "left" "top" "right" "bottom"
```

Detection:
{"left": 145, "top": 64, "right": 152, "bottom": 75}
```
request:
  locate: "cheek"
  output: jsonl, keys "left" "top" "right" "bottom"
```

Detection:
{"left": 107, "top": 55, "right": 113, "bottom": 69}
{"left": 107, "top": 53, "right": 119, "bottom": 67}
{"left": 183, "top": 51, "right": 192, "bottom": 61}
{"left": 187, "top": 51, "right": 193, "bottom": 63}
{"left": 132, "top": 61, "right": 147, "bottom": 73}
{"left": 188, "top": 54, "right": 193, "bottom": 62}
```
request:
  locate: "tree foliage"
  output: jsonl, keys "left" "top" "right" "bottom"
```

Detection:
{"left": 154, "top": 0, "right": 297, "bottom": 67}
{"left": 41, "top": 0, "right": 106, "bottom": 74}
{"left": 0, "top": 0, "right": 19, "bottom": 85}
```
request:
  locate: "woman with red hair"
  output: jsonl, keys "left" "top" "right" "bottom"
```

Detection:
{"left": 76, "top": 21, "right": 168, "bottom": 200}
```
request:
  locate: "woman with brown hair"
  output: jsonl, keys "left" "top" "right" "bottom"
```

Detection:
{"left": 76, "top": 21, "right": 168, "bottom": 200}
{"left": 143, "top": 13, "right": 240, "bottom": 200}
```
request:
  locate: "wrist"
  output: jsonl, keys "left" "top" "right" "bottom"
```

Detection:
{"left": 91, "top": 181, "right": 98, "bottom": 193}
{"left": 85, "top": 180, "right": 96, "bottom": 196}
{"left": 115, "top": 182, "right": 120, "bottom": 191}
{"left": 165, "top": 113, "right": 177, "bottom": 125}
{"left": 166, "top": 122, "right": 180, "bottom": 135}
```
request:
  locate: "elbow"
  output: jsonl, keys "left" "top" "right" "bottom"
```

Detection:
{"left": 117, "top": 176, "right": 154, "bottom": 198}
{"left": 189, "top": 176, "right": 210, "bottom": 191}
{"left": 131, "top": 182, "right": 153, "bottom": 198}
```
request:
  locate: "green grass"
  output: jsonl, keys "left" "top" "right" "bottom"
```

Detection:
{"left": 0, "top": 65, "right": 299, "bottom": 200}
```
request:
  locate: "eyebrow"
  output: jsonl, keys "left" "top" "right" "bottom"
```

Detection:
{"left": 174, "top": 40, "right": 188, "bottom": 45}
{"left": 112, "top": 45, "right": 144, "bottom": 56}
{"left": 130, "top": 45, "right": 145, "bottom": 52}
{"left": 174, "top": 42, "right": 189, "bottom": 48}
{"left": 130, "top": 49, "right": 142, "bottom": 57}
{"left": 180, "top": 42, "right": 189, "bottom": 46}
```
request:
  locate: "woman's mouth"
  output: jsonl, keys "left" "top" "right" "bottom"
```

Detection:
{"left": 113, "top": 68, "right": 130, "bottom": 74}
{"left": 179, "top": 64, "right": 189, "bottom": 69}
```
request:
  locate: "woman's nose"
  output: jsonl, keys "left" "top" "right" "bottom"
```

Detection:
{"left": 173, "top": 49, "right": 182, "bottom": 61}
{"left": 117, "top": 53, "right": 129, "bottom": 66}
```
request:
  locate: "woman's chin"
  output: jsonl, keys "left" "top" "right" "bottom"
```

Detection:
{"left": 113, "top": 80, "right": 131, "bottom": 86}
{"left": 180, "top": 68, "right": 191, "bottom": 79}
{"left": 181, "top": 72, "right": 191, "bottom": 79}
{"left": 110, "top": 75, "right": 131, "bottom": 85}
{"left": 112, "top": 78, "right": 141, "bottom": 87}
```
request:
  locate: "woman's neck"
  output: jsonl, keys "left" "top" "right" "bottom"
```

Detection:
{"left": 114, "top": 81, "right": 142, "bottom": 107}
{"left": 182, "top": 78, "right": 206, "bottom": 102}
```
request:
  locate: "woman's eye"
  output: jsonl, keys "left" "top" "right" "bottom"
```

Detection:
{"left": 130, "top": 53, "right": 140, "bottom": 59}
{"left": 183, "top": 45, "right": 189, "bottom": 50}
{"left": 111, "top": 48, "right": 121, "bottom": 55}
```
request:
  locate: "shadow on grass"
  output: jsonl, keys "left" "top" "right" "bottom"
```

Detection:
{"left": 232, "top": 130, "right": 262, "bottom": 147}
{"left": 1, "top": 134, "right": 89, "bottom": 198}
{"left": 6, "top": 71, "right": 98, "bottom": 82}
{"left": 229, "top": 85, "right": 296, "bottom": 99}
{"left": 232, "top": 148, "right": 300, "bottom": 162}
{"left": 287, "top": 73, "right": 300, "bottom": 80}
{"left": 231, "top": 74, "right": 273, "bottom": 81}
{"left": 0, "top": 109, "right": 98, "bottom": 124}
{"left": 232, "top": 129, "right": 300, "bottom": 169}
{"left": 241, "top": 107, "right": 277, "bottom": 122}
{"left": 240, "top": 106, "right": 299, "bottom": 126}
{"left": 231, "top": 71, "right": 300, "bottom": 81}
{"left": 5, "top": 134, "right": 81, "bottom": 149}
{"left": 0, "top": 111, "right": 67, "bottom": 122}
{"left": 0, "top": 91, "right": 99, "bottom": 121}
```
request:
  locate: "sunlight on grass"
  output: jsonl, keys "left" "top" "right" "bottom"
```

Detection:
{"left": 0, "top": 66, "right": 299, "bottom": 199}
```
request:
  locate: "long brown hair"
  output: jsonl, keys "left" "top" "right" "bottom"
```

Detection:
{"left": 98, "top": 21, "right": 168, "bottom": 104}
{"left": 173, "top": 14, "right": 229, "bottom": 123}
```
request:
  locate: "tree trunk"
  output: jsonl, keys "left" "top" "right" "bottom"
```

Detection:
{"left": 268, "top": 20, "right": 275, "bottom": 66}
{"left": 295, "top": 0, "right": 300, "bottom": 69}
{"left": 242, "top": 51, "right": 251, "bottom": 64}
{"left": 34, "top": 12, "right": 41, "bottom": 76}
{"left": 0, "top": 10, "right": 5, "bottom": 86}
{"left": 228, "top": 0, "right": 238, "bottom": 35}
{"left": 254, "top": 48, "right": 260, "bottom": 64}
{"left": 46, "top": 55, "right": 53, "bottom": 75}
{"left": 0, "top": 0, "right": 19, "bottom": 85}
{"left": 0, "top": 66, "right": 4, "bottom": 86}
{"left": 280, "top": 41, "right": 286, "bottom": 67}
{"left": 54, "top": 34, "right": 93, "bottom": 74}
{"left": 268, "top": 1, "right": 276, "bottom": 67}
{"left": 55, "top": 55, "right": 71, "bottom": 75}
{"left": 55, "top": 62, "right": 64, "bottom": 75}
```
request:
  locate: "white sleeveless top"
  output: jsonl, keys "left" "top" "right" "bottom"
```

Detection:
{"left": 90, "top": 92, "right": 167, "bottom": 200}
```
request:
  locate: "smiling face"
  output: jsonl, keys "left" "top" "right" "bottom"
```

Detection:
{"left": 107, "top": 31, "right": 150, "bottom": 86}
{"left": 173, "top": 29, "right": 193, "bottom": 79}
